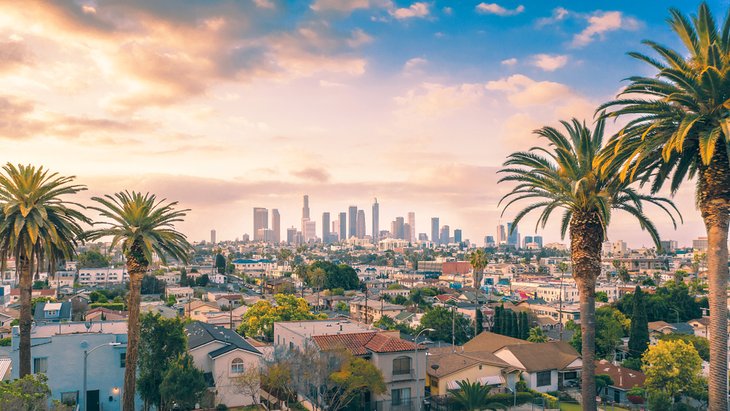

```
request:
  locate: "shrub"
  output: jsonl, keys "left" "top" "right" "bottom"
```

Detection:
{"left": 215, "top": 404, "right": 228, "bottom": 411}
{"left": 485, "top": 392, "right": 532, "bottom": 406}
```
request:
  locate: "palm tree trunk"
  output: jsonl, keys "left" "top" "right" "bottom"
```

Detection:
{"left": 698, "top": 148, "right": 730, "bottom": 411}
{"left": 123, "top": 265, "right": 145, "bottom": 411}
{"left": 18, "top": 253, "right": 33, "bottom": 377}
{"left": 570, "top": 212, "right": 603, "bottom": 411}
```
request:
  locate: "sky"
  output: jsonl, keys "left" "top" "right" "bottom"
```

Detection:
{"left": 2, "top": 0, "right": 726, "bottom": 247}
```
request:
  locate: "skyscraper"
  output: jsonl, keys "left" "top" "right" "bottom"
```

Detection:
{"left": 339, "top": 212, "right": 347, "bottom": 242}
{"left": 496, "top": 224, "right": 506, "bottom": 245}
{"left": 454, "top": 229, "right": 462, "bottom": 243}
{"left": 507, "top": 222, "right": 519, "bottom": 249}
{"left": 372, "top": 199, "right": 379, "bottom": 243}
{"left": 322, "top": 212, "right": 331, "bottom": 243}
{"left": 210, "top": 229, "right": 216, "bottom": 244}
{"left": 302, "top": 195, "right": 310, "bottom": 220}
{"left": 404, "top": 223, "right": 412, "bottom": 242}
{"left": 408, "top": 212, "right": 415, "bottom": 243}
{"left": 534, "top": 236, "right": 543, "bottom": 248}
{"left": 348, "top": 206, "right": 357, "bottom": 239}
{"left": 485, "top": 236, "right": 495, "bottom": 247}
{"left": 271, "top": 209, "right": 280, "bottom": 244}
{"left": 523, "top": 235, "right": 533, "bottom": 248}
{"left": 440, "top": 225, "right": 450, "bottom": 245}
{"left": 304, "top": 220, "right": 316, "bottom": 242}
{"left": 356, "top": 210, "right": 366, "bottom": 238}
{"left": 393, "top": 217, "right": 405, "bottom": 239}
{"left": 253, "top": 207, "right": 268, "bottom": 242}
{"left": 431, "top": 217, "right": 440, "bottom": 245}
{"left": 287, "top": 227, "right": 297, "bottom": 244}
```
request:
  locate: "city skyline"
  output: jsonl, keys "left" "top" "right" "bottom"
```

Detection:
{"left": 0, "top": 1, "right": 714, "bottom": 247}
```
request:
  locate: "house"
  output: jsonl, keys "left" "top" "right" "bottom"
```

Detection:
{"left": 462, "top": 332, "right": 530, "bottom": 354}
{"left": 186, "top": 321, "right": 263, "bottom": 408}
{"left": 10, "top": 321, "right": 128, "bottom": 411}
{"left": 595, "top": 359, "right": 646, "bottom": 404}
{"left": 165, "top": 286, "right": 194, "bottom": 301}
{"left": 648, "top": 321, "right": 677, "bottom": 342}
{"left": 85, "top": 307, "right": 128, "bottom": 322}
{"left": 493, "top": 341, "right": 581, "bottom": 392}
{"left": 205, "top": 305, "right": 248, "bottom": 329}
{"left": 426, "top": 348, "right": 518, "bottom": 397}
{"left": 0, "top": 307, "right": 19, "bottom": 338}
{"left": 688, "top": 317, "right": 710, "bottom": 339}
{"left": 349, "top": 297, "right": 405, "bottom": 324}
{"left": 7, "top": 288, "right": 56, "bottom": 304}
{"left": 0, "top": 357, "right": 10, "bottom": 381}
{"left": 216, "top": 294, "right": 244, "bottom": 309}
{"left": 186, "top": 300, "right": 222, "bottom": 322}
{"left": 34, "top": 302, "right": 72, "bottom": 323}
{"left": 140, "top": 302, "right": 180, "bottom": 319}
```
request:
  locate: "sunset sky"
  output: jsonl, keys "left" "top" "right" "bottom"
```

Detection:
{"left": 2, "top": 0, "right": 722, "bottom": 246}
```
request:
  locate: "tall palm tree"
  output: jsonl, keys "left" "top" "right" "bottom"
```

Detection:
{"left": 498, "top": 118, "right": 680, "bottom": 411}
{"left": 0, "top": 164, "right": 89, "bottom": 377}
{"left": 469, "top": 249, "right": 488, "bottom": 336}
{"left": 598, "top": 4, "right": 730, "bottom": 409}
{"left": 83, "top": 192, "right": 191, "bottom": 411}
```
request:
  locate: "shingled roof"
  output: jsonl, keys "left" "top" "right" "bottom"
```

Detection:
{"left": 186, "top": 321, "right": 261, "bottom": 357}
{"left": 462, "top": 331, "right": 531, "bottom": 353}
{"left": 427, "top": 350, "right": 511, "bottom": 378}
{"left": 498, "top": 341, "right": 580, "bottom": 373}
{"left": 312, "top": 331, "right": 419, "bottom": 355}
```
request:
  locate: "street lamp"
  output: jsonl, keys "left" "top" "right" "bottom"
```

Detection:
{"left": 415, "top": 328, "right": 435, "bottom": 411}
{"left": 82, "top": 341, "right": 122, "bottom": 411}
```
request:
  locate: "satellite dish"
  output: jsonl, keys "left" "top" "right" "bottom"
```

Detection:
{"left": 79, "top": 340, "right": 89, "bottom": 349}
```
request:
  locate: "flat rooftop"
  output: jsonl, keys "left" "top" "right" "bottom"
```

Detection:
{"left": 275, "top": 319, "right": 372, "bottom": 337}
{"left": 28, "top": 321, "right": 127, "bottom": 338}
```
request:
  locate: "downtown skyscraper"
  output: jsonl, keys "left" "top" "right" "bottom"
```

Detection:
{"left": 356, "top": 210, "right": 366, "bottom": 239}
{"left": 253, "top": 207, "right": 268, "bottom": 242}
{"left": 339, "top": 212, "right": 347, "bottom": 242}
{"left": 408, "top": 212, "right": 415, "bottom": 243}
{"left": 372, "top": 198, "right": 379, "bottom": 243}
{"left": 271, "top": 209, "right": 280, "bottom": 243}
{"left": 431, "top": 217, "right": 440, "bottom": 244}
{"left": 348, "top": 206, "right": 357, "bottom": 239}
{"left": 322, "top": 212, "right": 331, "bottom": 244}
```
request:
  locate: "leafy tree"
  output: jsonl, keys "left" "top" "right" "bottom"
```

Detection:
{"left": 615, "top": 282, "right": 704, "bottom": 323}
{"left": 0, "top": 337, "right": 10, "bottom": 346}
{"left": 238, "top": 294, "right": 325, "bottom": 340}
{"left": 335, "top": 301, "right": 348, "bottom": 312}
{"left": 450, "top": 380, "right": 507, "bottom": 411}
{"left": 420, "top": 306, "right": 471, "bottom": 345}
{"left": 499, "top": 118, "right": 678, "bottom": 411}
{"left": 215, "top": 253, "right": 226, "bottom": 275}
{"left": 232, "top": 367, "right": 261, "bottom": 405}
{"left": 659, "top": 333, "right": 710, "bottom": 361}
{"left": 518, "top": 311, "right": 530, "bottom": 340}
{"left": 78, "top": 249, "right": 111, "bottom": 268}
{"left": 328, "top": 354, "right": 387, "bottom": 410}
{"left": 0, "top": 164, "right": 89, "bottom": 377}
{"left": 599, "top": 4, "right": 730, "bottom": 407}
{"left": 195, "top": 274, "right": 209, "bottom": 287}
{"left": 305, "top": 261, "right": 360, "bottom": 290}
{"left": 642, "top": 339, "right": 704, "bottom": 405}
{"left": 469, "top": 249, "right": 489, "bottom": 336}
{"left": 141, "top": 275, "right": 166, "bottom": 295}
{"left": 180, "top": 268, "right": 188, "bottom": 287}
{"left": 595, "top": 374, "right": 614, "bottom": 398}
{"left": 159, "top": 354, "right": 206, "bottom": 411}
{"left": 0, "top": 373, "right": 52, "bottom": 410}
{"left": 527, "top": 326, "right": 547, "bottom": 343}
{"left": 568, "top": 307, "right": 627, "bottom": 359}
{"left": 595, "top": 291, "right": 608, "bottom": 303}
{"left": 621, "top": 357, "right": 643, "bottom": 371}
{"left": 137, "top": 313, "right": 187, "bottom": 411}
{"left": 628, "top": 286, "right": 650, "bottom": 359}
{"left": 83, "top": 191, "right": 191, "bottom": 411}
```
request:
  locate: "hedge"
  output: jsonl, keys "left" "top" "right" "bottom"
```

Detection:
{"left": 485, "top": 392, "right": 533, "bottom": 406}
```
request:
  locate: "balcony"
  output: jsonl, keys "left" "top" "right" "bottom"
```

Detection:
{"left": 391, "top": 368, "right": 415, "bottom": 381}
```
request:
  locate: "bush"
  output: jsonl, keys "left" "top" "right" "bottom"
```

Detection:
{"left": 215, "top": 404, "right": 228, "bottom": 411}
{"left": 515, "top": 380, "right": 528, "bottom": 392}
{"left": 485, "top": 392, "right": 532, "bottom": 406}
{"left": 0, "top": 338, "right": 9, "bottom": 346}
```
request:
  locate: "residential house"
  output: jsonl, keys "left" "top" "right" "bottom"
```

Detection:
{"left": 165, "top": 286, "right": 194, "bottom": 301}
{"left": 140, "top": 302, "right": 180, "bottom": 319}
{"left": 349, "top": 297, "right": 405, "bottom": 324}
{"left": 7, "top": 288, "right": 56, "bottom": 305}
{"left": 205, "top": 305, "right": 248, "bottom": 330}
{"left": 688, "top": 317, "right": 710, "bottom": 339}
{"left": 186, "top": 321, "right": 263, "bottom": 408}
{"left": 78, "top": 268, "right": 128, "bottom": 286}
{"left": 186, "top": 300, "right": 222, "bottom": 322}
{"left": 0, "top": 307, "right": 19, "bottom": 338}
{"left": 34, "top": 302, "right": 72, "bottom": 323}
{"left": 493, "top": 341, "right": 581, "bottom": 392}
{"left": 216, "top": 294, "right": 244, "bottom": 309}
{"left": 595, "top": 359, "right": 646, "bottom": 404}
{"left": 426, "top": 348, "right": 518, "bottom": 397}
{"left": 85, "top": 307, "right": 128, "bottom": 322}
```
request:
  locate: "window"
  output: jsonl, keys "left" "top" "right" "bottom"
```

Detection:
{"left": 536, "top": 371, "right": 552, "bottom": 387}
{"left": 562, "top": 371, "right": 577, "bottom": 380}
{"left": 392, "top": 356, "right": 411, "bottom": 375}
{"left": 120, "top": 352, "right": 126, "bottom": 368}
{"left": 392, "top": 388, "right": 411, "bottom": 406}
{"left": 61, "top": 392, "right": 78, "bottom": 406}
{"left": 231, "top": 358, "right": 244, "bottom": 374}
{"left": 33, "top": 357, "right": 48, "bottom": 374}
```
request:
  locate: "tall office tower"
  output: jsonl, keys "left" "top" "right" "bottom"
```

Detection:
{"left": 348, "top": 206, "right": 358, "bottom": 239}
{"left": 339, "top": 212, "right": 347, "bottom": 242}
{"left": 356, "top": 210, "right": 366, "bottom": 238}
{"left": 431, "top": 217, "right": 440, "bottom": 245}
{"left": 496, "top": 224, "right": 506, "bottom": 245}
{"left": 304, "top": 220, "right": 317, "bottom": 242}
{"left": 440, "top": 225, "right": 450, "bottom": 245}
{"left": 454, "top": 229, "right": 462, "bottom": 243}
{"left": 271, "top": 209, "right": 281, "bottom": 244}
{"left": 302, "top": 195, "right": 310, "bottom": 220}
{"left": 393, "top": 217, "right": 405, "bottom": 239}
{"left": 418, "top": 233, "right": 428, "bottom": 241}
{"left": 408, "top": 212, "right": 415, "bottom": 243}
{"left": 507, "top": 222, "right": 519, "bottom": 248}
{"left": 210, "top": 229, "right": 216, "bottom": 244}
{"left": 523, "top": 235, "right": 533, "bottom": 248}
{"left": 485, "top": 236, "right": 495, "bottom": 247}
{"left": 286, "top": 227, "right": 297, "bottom": 244}
{"left": 322, "top": 212, "right": 331, "bottom": 244}
{"left": 332, "top": 221, "right": 339, "bottom": 241}
{"left": 534, "top": 236, "right": 543, "bottom": 248}
{"left": 372, "top": 199, "right": 380, "bottom": 242}
{"left": 253, "top": 207, "right": 268, "bottom": 242}
{"left": 403, "top": 223, "right": 412, "bottom": 242}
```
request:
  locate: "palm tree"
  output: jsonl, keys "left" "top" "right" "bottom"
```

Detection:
{"left": 0, "top": 164, "right": 89, "bottom": 377}
{"left": 498, "top": 118, "right": 680, "bottom": 411}
{"left": 83, "top": 192, "right": 191, "bottom": 411}
{"left": 469, "top": 249, "right": 488, "bottom": 336}
{"left": 527, "top": 326, "right": 548, "bottom": 343}
{"left": 450, "top": 380, "right": 507, "bottom": 411}
{"left": 598, "top": 5, "right": 730, "bottom": 408}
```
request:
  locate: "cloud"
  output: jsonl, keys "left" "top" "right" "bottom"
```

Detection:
{"left": 347, "top": 28, "right": 374, "bottom": 47}
{"left": 310, "top": 0, "right": 379, "bottom": 12}
{"left": 485, "top": 74, "right": 573, "bottom": 107}
{"left": 572, "top": 11, "right": 640, "bottom": 47}
{"left": 403, "top": 57, "right": 427, "bottom": 74}
{"left": 475, "top": 3, "right": 525, "bottom": 16}
{"left": 531, "top": 54, "right": 568, "bottom": 71}
{"left": 536, "top": 7, "right": 569, "bottom": 27}
{"left": 253, "top": 0, "right": 276, "bottom": 9}
{"left": 0, "top": 40, "right": 34, "bottom": 73}
{"left": 394, "top": 82, "right": 486, "bottom": 118}
{"left": 291, "top": 167, "right": 331, "bottom": 183}
{"left": 389, "top": 2, "right": 430, "bottom": 20}
{"left": 501, "top": 58, "right": 518, "bottom": 66}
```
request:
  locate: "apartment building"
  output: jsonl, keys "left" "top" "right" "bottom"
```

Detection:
{"left": 78, "top": 268, "right": 128, "bottom": 286}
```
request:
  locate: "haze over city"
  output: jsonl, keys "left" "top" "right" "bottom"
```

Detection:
{"left": 1, "top": 0, "right": 717, "bottom": 245}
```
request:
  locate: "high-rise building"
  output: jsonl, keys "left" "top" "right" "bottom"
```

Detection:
{"left": 407, "top": 212, "right": 415, "bottom": 243}
{"left": 287, "top": 227, "right": 298, "bottom": 244}
{"left": 454, "top": 229, "right": 462, "bottom": 243}
{"left": 271, "top": 209, "right": 280, "bottom": 243}
{"left": 507, "top": 222, "right": 519, "bottom": 249}
{"left": 302, "top": 195, "right": 310, "bottom": 220}
{"left": 404, "top": 223, "right": 412, "bottom": 242}
{"left": 339, "top": 212, "right": 347, "bottom": 242}
{"left": 372, "top": 199, "right": 380, "bottom": 243}
{"left": 356, "top": 210, "right": 366, "bottom": 239}
{"left": 496, "top": 224, "right": 506, "bottom": 245}
{"left": 523, "top": 236, "right": 533, "bottom": 248}
{"left": 485, "top": 236, "right": 495, "bottom": 247}
{"left": 253, "top": 207, "right": 268, "bottom": 242}
{"left": 533, "top": 236, "right": 543, "bottom": 248}
{"left": 393, "top": 217, "right": 405, "bottom": 239}
{"left": 440, "top": 225, "right": 450, "bottom": 245}
{"left": 322, "top": 212, "right": 331, "bottom": 244}
{"left": 418, "top": 233, "right": 428, "bottom": 241}
{"left": 348, "top": 206, "right": 358, "bottom": 239}
{"left": 303, "top": 220, "right": 316, "bottom": 242}
{"left": 431, "top": 217, "right": 440, "bottom": 245}
{"left": 210, "top": 229, "right": 216, "bottom": 244}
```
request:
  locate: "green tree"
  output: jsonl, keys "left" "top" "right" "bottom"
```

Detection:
{"left": 420, "top": 306, "right": 471, "bottom": 345}
{"left": 238, "top": 293, "right": 324, "bottom": 340}
{"left": 599, "top": 4, "right": 730, "bottom": 407}
{"left": 450, "top": 380, "right": 507, "bottom": 411}
{"left": 159, "top": 354, "right": 206, "bottom": 411}
{"left": 328, "top": 354, "right": 387, "bottom": 410}
{"left": 179, "top": 268, "right": 188, "bottom": 287}
{"left": 83, "top": 191, "right": 191, "bottom": 411}
{"left": 659, "top": 333, "right": 710, "bottom": 362}
{"left": 642, "top": 339, "right": 704, "bottom": 405}
{"left": 469, "top": 249, "right": 489, "bottom": 336}
{"left": 519, "top": 311, "right": 530, "bottom": 340}
{"left": 306, "top": 261, "right": 360, "bottom": 290}
{"left": 527, "top": 326, "right": 547, "bottom": 343}
{"left": 595, "top": 291, "right": 608, "bottom": 302}
{"left": 0, "top": 373, "right": 52, "bottom": 410}
{"left": 77, "top": 249, "right": 111, "bottom": 268}
{"left": 568, "top": 307, "right": 627, "bottom": 359}
{"left": 628, "top": 286, "right": 650, "bottom": 358}
{"left": 595, "top": 374, "right": 614, "bottom": 398}
{"left": 141, "top": 275, "right": 166, "bottom": 295}
{"left": 215, "top": 253, "right": 226, "bottom": 275}
{"left": 499, "top": 118, "right": 678, "bottom": 411}
{"left": 137, "top": 313, "right": 187, "bottom": 410}
{"left": 195, "top": 273, "right": 209, "bottom": 287}
{"left": 0, "top": 164, "right": 89, "bottom": 377}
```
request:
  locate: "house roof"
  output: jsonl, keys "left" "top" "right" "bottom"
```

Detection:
{"left": 185, "top": 321, "right": 261, "bottom": 357}
{"left": 689, "top": 317, "right": 710, "bottom": 327}
{"left": 427, "top": 350, "right": 511, "bottom": 378}
{"left": 312, "top": 331, "right": 418, "bottom": 355}
{"left": 462, "top": 332, "right": 530, "bottom": 353}
{"left": 33, "top": 301, "right": 72, "bottom": 321}
{"left": 500, "top": 341, "right": 580, "bottom": 373}
{"left": 648, "top": 321, "right": 675, "bottom": 333}
{"left": 668, "top": 322, "right": 695, "bottom": 335}
{"left": 595, "top": 359, "right": 645, "bottom": 390}
{"left": 10, "top": 289, "right": 55, "bottom": 297}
